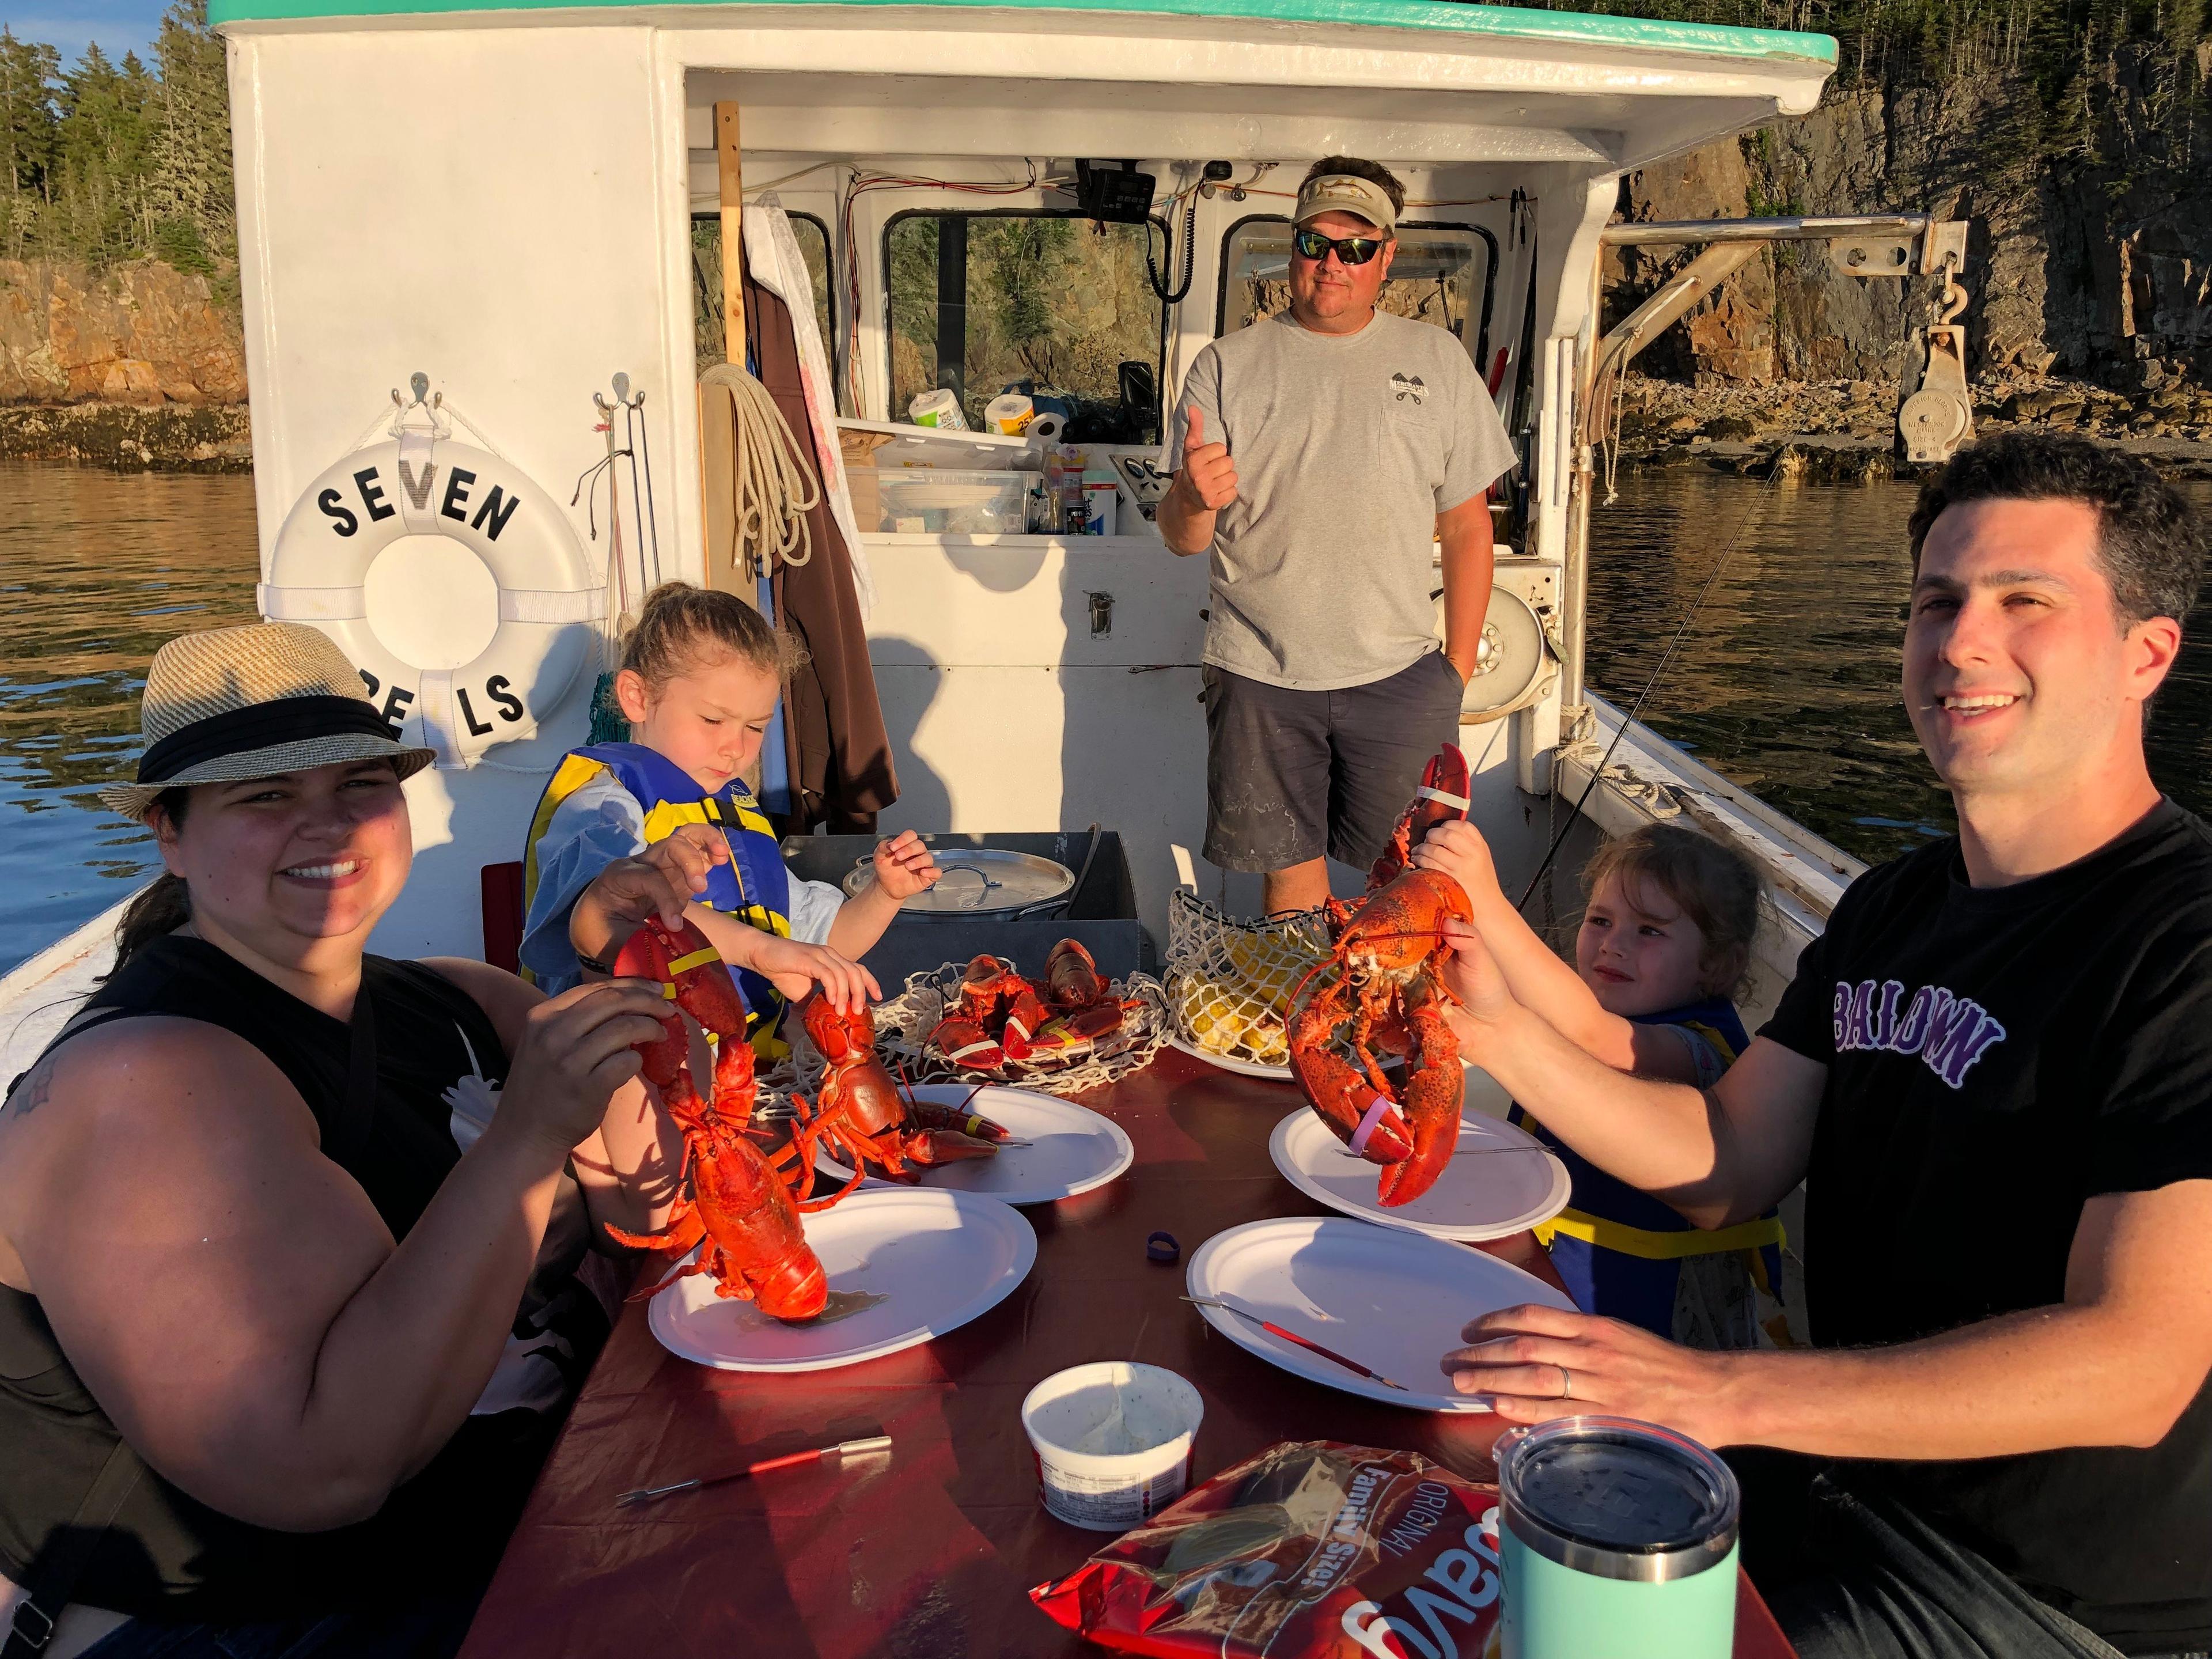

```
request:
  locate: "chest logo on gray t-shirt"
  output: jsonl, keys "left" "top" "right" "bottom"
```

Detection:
{"left": 1389, "top": 372, "right": 1427, "bottom": 404}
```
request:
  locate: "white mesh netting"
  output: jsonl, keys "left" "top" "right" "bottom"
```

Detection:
{"left": 1163, "top": 888, "right": 1331, "bottom": 1072}
{"left": 778, "top": 959, "right": 1173, "bottom": 1100}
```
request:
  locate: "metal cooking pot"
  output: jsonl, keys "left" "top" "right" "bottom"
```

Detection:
{"left": 842, "top": 847, "right": 1075, "bottom": 921}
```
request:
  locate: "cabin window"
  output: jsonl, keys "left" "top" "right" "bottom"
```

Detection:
{"left": 884, "top": 211, "right": 1166, "bottom": 442}
{"left": 1215, "top": 215, "right": 1497, "bottom": 371}
{"left": 691, "top": 211, "right": 835, "bottom": 374}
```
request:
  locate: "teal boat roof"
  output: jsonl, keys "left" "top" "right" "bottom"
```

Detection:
{"left": 206, "top": 0, "right": 1838, "bottom": 66}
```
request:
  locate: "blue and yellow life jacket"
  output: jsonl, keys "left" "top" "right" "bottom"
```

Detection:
{"left": 1515, "top": 997, "right": 1787, "bottom": 1338}
{"left": 522, "top": 742, "right": 794, "bottom": 1058}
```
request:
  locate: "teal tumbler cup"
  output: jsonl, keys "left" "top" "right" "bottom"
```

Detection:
{"left": 1498, "top": 1416, "right": 1740, "bottom": 1659}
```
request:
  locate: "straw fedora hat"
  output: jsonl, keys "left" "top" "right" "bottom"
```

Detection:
{"left": 100, "top": 622, "right": 436, "bottom": 821}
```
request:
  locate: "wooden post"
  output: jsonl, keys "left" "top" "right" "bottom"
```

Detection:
{"left": 702, "top": 99, "right": 747, "bottom": 597}
{"left": 716, "top": 100, "right": 745, "bottom": 364}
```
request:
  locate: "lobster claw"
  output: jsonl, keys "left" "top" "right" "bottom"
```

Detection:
{"left": 1373, "top": 987, "right": 1464, "bottom": 1207}
{"left": 616, "top": 915, "right": 749, "bottom": 1047}
{"left": 1286, "top": 992, "right": 1417, "bottom": 1168}
{"left": 612, "top": 915, "right": 758, "bottom": 1124}
{"left": 1368, "top": 741, "right": 1472, "bottom": 889}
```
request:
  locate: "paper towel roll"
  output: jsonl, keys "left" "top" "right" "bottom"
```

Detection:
{"left": 983, "top": 393, "right": 1034, "bottom": 436}
{"left": 908, "top": 387, "right": 967, "bottom": 430}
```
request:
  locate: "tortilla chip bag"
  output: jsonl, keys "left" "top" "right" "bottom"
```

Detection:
{"left": 1031, "top": 1441, "right": 1504, "bottom": 1658}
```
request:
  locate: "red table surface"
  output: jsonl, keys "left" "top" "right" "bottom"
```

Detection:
{"left": 459, "top": 1048, "right": 1797, "bottom": 1659}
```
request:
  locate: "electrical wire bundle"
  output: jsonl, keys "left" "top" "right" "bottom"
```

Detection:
{"left": 836, "top": 162, "right": 1042, "bottom": 414}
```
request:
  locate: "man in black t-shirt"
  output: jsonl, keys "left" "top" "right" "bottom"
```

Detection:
{"left": 1435, "top": 433, "right": 2212, "bottom": 1659}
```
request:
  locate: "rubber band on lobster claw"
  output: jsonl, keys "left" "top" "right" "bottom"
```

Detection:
{"left": 597, "top": 914, "right": 832, "bottom": 1322}
{"left": 1286, "top": 744, "right": 1476, "bottom": 1209}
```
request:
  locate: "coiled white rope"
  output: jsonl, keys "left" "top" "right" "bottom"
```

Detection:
{"left": 723, "top": 366, "right": 819, "bottom": 575}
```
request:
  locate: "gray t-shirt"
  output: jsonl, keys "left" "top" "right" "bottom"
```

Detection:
{"left": 1168, "top": 309, "right": 1516, "bottom": 691}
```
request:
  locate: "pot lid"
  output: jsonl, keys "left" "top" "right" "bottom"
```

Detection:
{"left": 843, "top": 847, "right": 1074, "bottom": 914}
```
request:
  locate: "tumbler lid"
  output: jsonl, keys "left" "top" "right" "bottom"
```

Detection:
{"left": 1497, "top": 1416, "right": 1738, "bottom": 1582}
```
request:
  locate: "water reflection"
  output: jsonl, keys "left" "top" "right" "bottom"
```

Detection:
{"left": 1, "top": 461, "right": 2207, "bottom": 976}
{"left": 1584, "top": 469, "right": 2212, "bottom": 866}
{"left": 0, "top": 464, "right": 260, "bottom": 973}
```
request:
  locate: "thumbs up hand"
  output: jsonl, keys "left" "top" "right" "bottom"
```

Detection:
{"left": 1176, "top": 407, "right": 1239, "bottom": 513}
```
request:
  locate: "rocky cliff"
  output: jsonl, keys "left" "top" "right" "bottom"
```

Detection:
{"left": 0, "top": 259, "right": 249, "bottom": 468}
{"left": 1609, "top": 44, "right": 2212, "bottom": 395}
{"left": 0, "top": 259, "right": 247, "bottom": 407}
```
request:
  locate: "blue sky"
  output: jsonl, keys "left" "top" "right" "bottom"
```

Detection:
{"left": 5, "top": 1, "right": 166, "bottom": 66}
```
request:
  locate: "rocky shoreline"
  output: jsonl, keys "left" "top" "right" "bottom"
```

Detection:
{"left": 0, "top": 402, "right": 252, "bottom": 472}
{"left": 1603, "top": 373, "right": 2212, "bottom": 485}
{"left": 9, "top": 370, "right": 2212, "bottom": 483}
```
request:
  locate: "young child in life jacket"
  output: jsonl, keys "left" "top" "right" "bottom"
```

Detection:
{"left": 520, "top": 581, "right": 940, "bottom": 1055}
{"left": 1414, "top": 820, "right": 1786, "bottom": 1349}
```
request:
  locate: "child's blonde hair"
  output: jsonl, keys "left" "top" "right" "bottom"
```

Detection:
{"left": 620, "top": 581, "right": 806, "bottom": 692}
{"left": 1582, "top": 823, "right": 1764, "bottom": 1001}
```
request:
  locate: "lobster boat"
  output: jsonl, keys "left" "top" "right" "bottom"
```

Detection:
{"left": 0, "top": 0, "right": 1975, "bottom": 1067}
{"left": 0, "top": 0, "right": 1974, "bottom": 1650}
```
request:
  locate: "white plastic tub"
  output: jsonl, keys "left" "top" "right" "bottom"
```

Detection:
{"left": 1021, "top": 1361, "right": 1204, "bottom": 1530}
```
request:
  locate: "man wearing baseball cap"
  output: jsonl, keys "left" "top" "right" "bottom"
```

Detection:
{"left": 1158, "top": 156, "right": 1516, "bottom": 915}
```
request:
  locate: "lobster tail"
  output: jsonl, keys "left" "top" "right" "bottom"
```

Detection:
{"left": 749, "top": 1249, "right": 828, "bottom": 1322}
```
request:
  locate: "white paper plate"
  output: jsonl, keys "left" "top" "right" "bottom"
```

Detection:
{"left": 1269, "top": 1107, "right": 1570, "bottom": 1243}
{"left": 812, "top": 1084, "right": 1133, "bottom": 1205}
{"left": 1166, "top": 1031, "right": 1293, "bottom": 1080}
{"left": 646, "top": 1187, "right": 1035, "bottom": 1372}
{"left": 1186, "top": 1217, "right": 1575, "bottom": 1412}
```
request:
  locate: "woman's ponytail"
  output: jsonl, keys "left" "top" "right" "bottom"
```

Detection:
{"left": 110, "top": 788, "right": 192, "bottom": 974}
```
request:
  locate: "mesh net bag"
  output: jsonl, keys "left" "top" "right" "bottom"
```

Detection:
{"left": 818, "top": 960, "right": 1174, "bottom": 1099}
{"left": 1163, "top": 888, "right": 1331, "bottom": 1072}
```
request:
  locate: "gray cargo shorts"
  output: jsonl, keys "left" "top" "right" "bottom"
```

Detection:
{"left": 1200, "top": 650, "right": 1465, "bottom": 876}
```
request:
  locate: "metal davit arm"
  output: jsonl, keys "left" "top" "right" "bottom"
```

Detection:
{"left": 1585, "top": 213, "right": 1975, "bottom": 465}
{"left": 1597, "top": 213, "right": 1935, "bottom": 247}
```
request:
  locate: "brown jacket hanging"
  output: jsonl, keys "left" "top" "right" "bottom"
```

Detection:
{"left": 740, "top": 268, "right": 897, "bottom": 834}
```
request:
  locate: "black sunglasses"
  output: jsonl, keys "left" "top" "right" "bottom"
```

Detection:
{"left": 1291, "top": 227, "right": 1388, "bottom": 266}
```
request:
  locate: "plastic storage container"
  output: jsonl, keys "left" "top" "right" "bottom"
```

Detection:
{"left": 868, "top": 467, "right": 1029, "bottom": 535}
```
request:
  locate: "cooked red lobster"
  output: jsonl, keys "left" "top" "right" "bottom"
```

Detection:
{"left": 927, "top": 941, "right": 1135, "bottom": 1071}
{"left": 1286, "top": 745, "right": 1476, "bottom": 1208}
{"left": 599, "top": 916, "right": 830, "bottom": 1321}
{"left": 779, "top": 993, "right": 1009, "bottom": 1185}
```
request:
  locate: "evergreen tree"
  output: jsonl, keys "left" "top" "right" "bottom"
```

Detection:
{"left": 52, "top": 46, "right": 160, "bottom": 262}
{"left": 0, "top": 7, "right": 233, "bottom": 272}
{"left": 0, "top": 29, "right": 60, "bottom": 256}
{"left": 150, "top": 0, "right": 232, "bottom": 274}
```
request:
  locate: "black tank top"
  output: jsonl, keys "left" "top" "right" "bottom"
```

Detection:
{"left": 0, "top": 937, "right": 613, "bottom": 1623}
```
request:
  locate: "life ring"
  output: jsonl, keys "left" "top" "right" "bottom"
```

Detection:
{"left": 259, "top": 433, "right": 605, "bottom": 768}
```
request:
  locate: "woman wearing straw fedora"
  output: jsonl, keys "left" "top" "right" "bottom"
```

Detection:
{"left": 0, "top": 623, "right": 741, "bottom": 1659}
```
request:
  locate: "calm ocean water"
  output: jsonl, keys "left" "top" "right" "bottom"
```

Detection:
{"left": 0, "top": 465, "right": 262, "bottom": 976}
{"left": 1580, "top": 468, "right": 2212, "bottom": 867}
{"left": 2, "top": 460, "right": 2208, "bottom": 976}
